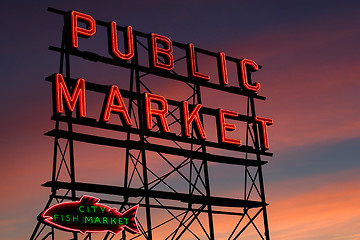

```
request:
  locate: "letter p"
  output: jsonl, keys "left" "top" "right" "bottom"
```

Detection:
{"left": 70, "top": 11, "right": 96, "bottom": 48}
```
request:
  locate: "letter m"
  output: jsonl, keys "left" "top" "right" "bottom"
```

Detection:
{"left": 54, "top": 73, "right": 86, "bottom": 117}
{"left": 84, "top": 216, "right": 93, "bottom": 224}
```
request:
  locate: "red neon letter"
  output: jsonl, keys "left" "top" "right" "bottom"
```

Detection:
{"left": 101, "top": 85, "right": 132, "bottom": 126}
{"left": 150, "top": 33, "right": 174, "bottom": 70}
{"left": 239, "top": 58, "right": 260, "bottom": 91}
{"left": 187, "top": 43, "right": 210, "bottom": 81}
{"left": 254, "top": 116, "right": 273, "bottom": 150}
{"left": 144, "top": 93, "right": 170, "bottom": 132}
{"left": 55, "top": 73, "right": 86, "bottom": 117}
{"left": 218, "top": 52, "right": 228, "bottom": 85}
{"left": 109, "top": 22, "right": 134, "bottom": 61}
{"left": 70, "top": 11, "right": 96, "bottom": 49}
{"left": 217, "top": 109, "right": 241, "bottom": 145}
{"left": 181, "top": 101, "right": 206, "bottom": 140}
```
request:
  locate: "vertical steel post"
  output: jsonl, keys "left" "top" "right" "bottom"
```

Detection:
{"left": 249, "top": 95, "right": 270, "bottom": 240}
{"left": 134, "top": 35, "right": 152, "bottom": 240}
{"left": 195, "top": 83, "right": 215, "bottom": 239}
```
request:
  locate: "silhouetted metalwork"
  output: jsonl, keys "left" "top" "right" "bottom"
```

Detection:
{"left": 30, "top": 8, "right": 272, "bottom": 240}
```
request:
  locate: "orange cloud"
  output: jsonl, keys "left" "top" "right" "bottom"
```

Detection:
{"left": 268, "top": 179, "right": 360, "bottom": 239}
{"left": 199, "top": 168, "right": 360, "bottom": 239}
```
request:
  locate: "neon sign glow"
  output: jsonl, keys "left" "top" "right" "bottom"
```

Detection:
{"left": 52, "top": 72, "right": 273, "bottom": 149}
{"left": 52, "top": 10, "right": 274, "bottom": 150}
{"left": 41, "top": 196, "right": 139, "bottom": 235}
{"left": 33, "top": 8, "right": 275, "bottom": 239}
{"left": 69, "top": 10, "right": 261, "bottom": 92}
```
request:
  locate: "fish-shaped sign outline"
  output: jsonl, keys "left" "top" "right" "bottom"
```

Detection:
{"left": 41, "top": 195, "right": 140, "bottom": 235}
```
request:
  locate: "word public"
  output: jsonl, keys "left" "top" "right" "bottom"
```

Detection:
{"left": 70, "top": 10, "right": 260, "bottom": 91}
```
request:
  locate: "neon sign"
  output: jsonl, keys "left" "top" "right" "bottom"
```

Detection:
{"left": 69, "top": 10, "right": 260, "bottom": 90}
{"left": 31, "top": 8, "right": 274, "bottom": 239}
{"left": 53, "top": 72, "right": 272, "bottom": 149}
{"left": 47, "top": 11, "right": 273, "bottom": 151}
{"left": 52, "top": 10, "right": 274, "bottom": 150}
{"left": 41, "top": 196, "right": 139, "bottom": 235}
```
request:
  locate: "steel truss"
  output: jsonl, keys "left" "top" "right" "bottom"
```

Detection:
{"left": 30, "top": 8, "right": 272, "bottom": 240}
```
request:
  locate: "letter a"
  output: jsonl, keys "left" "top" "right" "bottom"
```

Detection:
{"left": 101, "top": 85, "right": 132, "bottom": 126}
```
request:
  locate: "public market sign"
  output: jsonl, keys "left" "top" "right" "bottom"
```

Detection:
{"left": 52, "top": 10, "right": 273, "bottom": 150}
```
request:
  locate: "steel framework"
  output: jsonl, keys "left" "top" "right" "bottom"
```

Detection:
{"left": 30, "top": 8, "right": 272, "bottom": 240}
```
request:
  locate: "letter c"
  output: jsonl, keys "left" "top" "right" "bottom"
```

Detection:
{"left": 79, "top": 206, "right": 85, "bottom": 213}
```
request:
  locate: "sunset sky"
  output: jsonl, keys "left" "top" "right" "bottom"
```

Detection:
{"left": 1, "top": 0, "right": 360, "bottom": 239}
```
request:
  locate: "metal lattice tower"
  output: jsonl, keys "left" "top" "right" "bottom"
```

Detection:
{"left": 30, "top": 8, "right": 272, "bottom": 240}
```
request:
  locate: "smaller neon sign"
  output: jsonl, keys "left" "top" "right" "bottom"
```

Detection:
{"left": 41, "top": 195, "right": 139, "bottom": 235}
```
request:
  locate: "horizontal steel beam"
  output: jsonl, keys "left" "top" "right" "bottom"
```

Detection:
{"left": 52, "top": 195, "right": 245, "bottom": 216}
{"left": 48, "top": 46, "right": 266, "bottom": 100}
{"left": 45, "top": 129, "right": 267, "bottom": 166}
{"left": 51, "top": 115, "right": 272, "bottom": 157}
{"left": 43, "top": 181, "right": 266, "bottom": 208}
